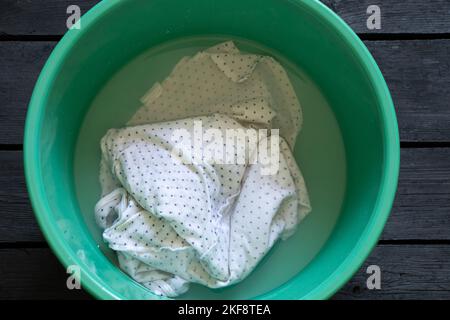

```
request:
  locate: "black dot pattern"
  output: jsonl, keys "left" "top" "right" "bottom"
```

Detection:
{"left": 94, "top": 41, "right": 311, "bottom": 297}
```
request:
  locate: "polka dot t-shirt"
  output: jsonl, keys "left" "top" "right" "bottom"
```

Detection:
{"left": 95, "top": 41, "right": 311, "bottom": 297}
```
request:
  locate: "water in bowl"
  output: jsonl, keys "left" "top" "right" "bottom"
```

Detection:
{"left": 74, "top": 35, "right": 346, "bottom": 299}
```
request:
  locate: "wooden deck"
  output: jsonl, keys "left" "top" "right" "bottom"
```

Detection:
{"left": 1, "top": 0, "right": 449, "bottom": 299}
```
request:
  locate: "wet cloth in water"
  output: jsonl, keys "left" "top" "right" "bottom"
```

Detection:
{"left": 95, "top": 41, "right": 311, "bottom": 297}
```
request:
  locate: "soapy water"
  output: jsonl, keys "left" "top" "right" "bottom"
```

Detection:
{"left": 74, "top": 35, "right": 346, "bottom": 299}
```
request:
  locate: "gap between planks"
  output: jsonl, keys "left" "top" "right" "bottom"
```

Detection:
{"left": 3, "top": 33, "right": 450, "bottom": 43}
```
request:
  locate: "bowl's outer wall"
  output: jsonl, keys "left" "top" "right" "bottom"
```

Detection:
{"left": 24, "top": 0, "right": 399, "bottom": 299}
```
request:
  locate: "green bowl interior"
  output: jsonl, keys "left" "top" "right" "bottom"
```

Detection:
{"left": 25, "top": 0, "right": 399, "bottom": 300}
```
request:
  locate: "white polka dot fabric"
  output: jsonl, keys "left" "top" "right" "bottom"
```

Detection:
{"left": 95, "top": 41, "right": 311, "bottom": 297}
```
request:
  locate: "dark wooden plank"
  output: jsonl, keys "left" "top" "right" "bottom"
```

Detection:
{"left": 0, "top": 151, "right": 44, "bottom": 242}
{"left": 2, "top": 39, "right": 450, "bottom": 144}
{"left": 365, "top": 40, "right": 450, "bottom": 142}
{"left": 0, "top": 248, "right": 91, "bottom": 300}
{"left": 322, "top": 0, "right": 450, "bottom": 34}
{"left": 334, "top": 245, "right": 450, "bottom": 299}
{"left": 1, "top": 148, "right": 449, "bottom": 243}
{"left": 0, "top": 42, "right": 56, "bottom": 145}
{"left": 0, "top": 0, "right": 98, "bottom": 36}
{"left": 1, "top": 245, "right": 449, "bottom": 299}
{"left": 1, "top": 1, "right": 450, "bottom": 36}
{"left": 384, "top": 148, "right": 450, "bottom": 240}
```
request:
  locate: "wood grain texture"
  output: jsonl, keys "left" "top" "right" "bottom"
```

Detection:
{"left": 1, "top": 1, "right": 449, "bottom": 36}
{"left": 383, "top": 148, "right": 450, "bottom": 240}
{"left": 0, "top": 248, "right": 90, "bottom": 300}
{"left": 1, "top": 148, "right": 449, "bottom": 243}
{"left": 321, "top": 0, "right": 450, "bottom": 34}
{"left": 334, "top": 245, "right": 450, "bottom": 300}
{"left": 0, "top": 151, "right": 44, "bottom": 242}
{"left": 0, "top": 42, "right": 56, "bottom": 145}
{"left": 1, "top": 39, "right": 450, "bottom": 144}
{"left": 366, "top": 40, "right": 450, "bottom": 142}
{"left": 0, "top": 0, "right": 98, "bottom": 36}
{"left": 1, "top": 245, "right": 448, "bottom": 299}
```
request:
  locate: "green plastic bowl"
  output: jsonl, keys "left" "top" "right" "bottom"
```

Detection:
{"left": 24, "top": 0, "right": 399, "bottom": 300}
